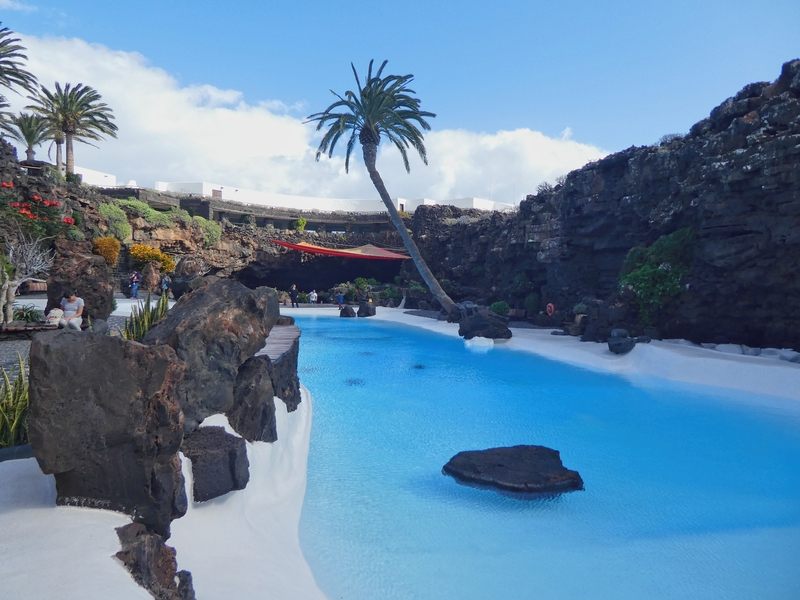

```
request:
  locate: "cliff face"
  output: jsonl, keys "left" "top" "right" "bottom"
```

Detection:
{"left": 412, "top": 60, "right": 800, "bottom": 349}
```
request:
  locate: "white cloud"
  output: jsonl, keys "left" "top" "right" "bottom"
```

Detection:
{"left": 6, "top": 34, "right": 606, "bottom": 205}
{"left": 0, "top": 0, "right": 37, "bottom": 11}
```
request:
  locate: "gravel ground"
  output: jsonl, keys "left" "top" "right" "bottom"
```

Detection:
{"left": 0, "top": 315, "right": 128, "bottom": 374}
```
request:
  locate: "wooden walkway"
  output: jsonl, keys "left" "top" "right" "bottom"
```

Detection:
{"left": 257, "top": 324, "right": 300, "bottom": 361}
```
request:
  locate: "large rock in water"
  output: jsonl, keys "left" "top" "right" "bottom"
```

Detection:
{"left": 46, "top": 239, "right": 115, "bottom": 320}
{"left": 143, "top": 279, "right": 280, "bottom": 431}
{"left": 443, "top": 445, "right": 583, "bottom": 494}
{"left": 28, "top": 331, "right": 187, "bottom": 537}
{"left": 457, "top": 306, "right": 512, "bottom": 340}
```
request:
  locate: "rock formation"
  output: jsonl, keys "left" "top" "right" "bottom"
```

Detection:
{"left": 46, "top": 239, "right": 115, "bottom": 321}
{"left": 443, "top": 445, "right": 584, "bottom": 494}
{"left": 28, "top": 331, "right": 187, "bottom": 537}
{"left": 143, "top": 279, "right": 280, "bottom": 431}
{"left": 409, "top": 60, "right": 800, "bottom": 349}
{"left": 181, "top": 427, "right": 250, "bottom": 502}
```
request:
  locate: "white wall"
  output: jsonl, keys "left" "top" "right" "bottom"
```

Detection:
{"left": 395, "top": 195, "right": 514, "bottom": 212}
{"left": 74, "top": 166, "right": 117, "bottom": 187}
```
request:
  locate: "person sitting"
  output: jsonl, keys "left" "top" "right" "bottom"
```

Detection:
{"left": 59, "top": 289, "right": 84, "bottom": 330}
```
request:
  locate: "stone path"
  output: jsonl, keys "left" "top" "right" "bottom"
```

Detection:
{"left": 0, "top": 316, "right": 128, "bottom": 373}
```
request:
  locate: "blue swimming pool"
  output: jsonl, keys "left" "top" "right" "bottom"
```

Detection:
{"left": 296, "top": 316, "right": 800, "bottom": 600}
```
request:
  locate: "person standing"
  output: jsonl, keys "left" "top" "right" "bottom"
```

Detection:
{"left": 59, "top": 289, "right": 84, "bottom": 330}
{"left": 160, "top": 273, "right": 172, "bottom": 297}
{"left": 129, "top": 270, "right": 142, "bottom": 299}
{"left": 308, "top": 289, "right": 318, "bottom": 304}
{"left": 289, "top": 284, "right": 299, "bottom": 308}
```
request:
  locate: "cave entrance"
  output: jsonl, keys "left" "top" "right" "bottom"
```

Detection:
{"left": 234, "top": 255, "right": 405, "bottom": 294}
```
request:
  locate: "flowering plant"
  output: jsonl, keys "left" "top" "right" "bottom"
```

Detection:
{"left": 0, "top": 181, "right": 70, "bottom": 238}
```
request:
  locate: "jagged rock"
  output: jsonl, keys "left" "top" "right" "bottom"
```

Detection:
{"left": 142, "top": 261, "right": 161, "bottom": 293}
{"left": 262, "top": 329, "right": 301, "bottom": 412}
{"left": 181, "top": 427, "right": 249, "bottom": 502}
{"left": 46, "top": 239, "right": 115, "bottom": 321}
{"left": 607, "top": 328, "right": 636, "bottom": 354}
{"left": 116, "top": 523, "right": 195, "bottom": 600}
{"left": 443, "top": 445, "right": 583, "bottom": 494}
{"left": 458, "top": 307, "right": 512, "bottom": 340}
{"left": 228, "top": 355, "right": 277, "bottom": 442}
{"left": 171, "top": 256, "right": 207, "bottom": 300}
{"left": 340, "top": 305, "right": 356, "bottom": 317}
{"left": 28, "top": 331, "right": 187, "bottom": 537}
{"left": 357, "top": 301, "right": 376, "bottom": 317}
{"left": 143, "top": 279, "right": 279, "bottom": 431}
{"left": 409, "top": 60, "right": 800, "bottom": 350}
{"left": 276, "top": 315, "right": 295, "bottom": 325}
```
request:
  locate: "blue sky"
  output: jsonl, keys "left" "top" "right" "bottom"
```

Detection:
{"left": 2, "top": 0, "right": 798, "bottom": 201}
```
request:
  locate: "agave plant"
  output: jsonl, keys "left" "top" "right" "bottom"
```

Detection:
{"left": 0, "top": 354, "right": 29, "bottom": 448}
{"left": 121, "top": 293, "right": 170, "bottom": 341}
{"left": 12, "top": 303, "right": 43, "bottom": 323}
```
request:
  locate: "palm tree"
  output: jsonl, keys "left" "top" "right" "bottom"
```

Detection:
{"left": 307, "top": 60, "right": 457, "bottom": 316}
{"left": 1, "top": 112, "right": 52, "bottom": 161}
{"left": 28, "top": 82, "right": 118, "bottom": 174}
{"left": 0, "top": 24, "right": 37, "bottom": 96}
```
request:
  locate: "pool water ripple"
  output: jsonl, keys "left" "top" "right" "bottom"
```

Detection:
{"left": 297, "top": 317, "right": 800, "bottom": 600}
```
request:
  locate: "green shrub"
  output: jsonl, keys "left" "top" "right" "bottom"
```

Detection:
{"left": 99, "top": 202, "right": 132, "bottom": 241}
{"left": 116, "top": 198, "right": 173, "bottom": 227}
{"left": 122, "top": 293, "right": 170, "bottom": 341}
{"left": 295, "top": 217, "right": 307, "bottom": 232}
{"left": 524, "top": 292, "right": 539, "bottom": 316}
{"left": 168, "top": 207, "right": 193, "bottom": 225}
{"left": 93, "top": 236, "right": 122, "bottom": 266}
{"left": 620, "top": 228, "right": 694, "bottom": 325}
{"left": 298, "top": 292, "right": 309, "bottom": 303}
{"left": 192, "top": 216, "right": 222, "bottom": 247}
{"left": 12, "top": 304, "right": 43, "bottom": 322}
{"left": 572, "top": 302, "right": 588, "bottom": 315}
{"left": 0, "top": 355, "right": 29, "bottom": 448}
{"left": 490, "top": 300, "right": 510, "bottom": 316}
{"left": 66, "top": 226, "right": 85, "bottom": 241}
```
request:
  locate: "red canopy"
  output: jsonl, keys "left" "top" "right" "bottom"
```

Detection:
{"left": 271, "top": 240, "right": 410, "bottom": 261}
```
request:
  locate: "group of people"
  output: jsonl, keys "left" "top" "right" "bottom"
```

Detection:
{"left": 128, "top": 271, "right": 172, "bottom": 299}
{"left": 288, "top": 284, "right": 331, "bottom": 308}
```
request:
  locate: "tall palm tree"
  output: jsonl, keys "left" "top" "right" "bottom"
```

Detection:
{"left": 1, "top": 112, "right": 52, "bottom": 161}
{"left": 307, "top": 60, "right": 457, "bottom": 316}
{"left": 0, "top": 24, "right": 37, "bottom": 96}
{"left": 28, "top": 82, "right": 118, "bottom": 174}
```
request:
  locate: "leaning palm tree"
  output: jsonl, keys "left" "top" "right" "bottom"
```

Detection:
{"left": 0, "top": 24, "right": 37, "bottom": 96}
{"left": 28, "top": 82, "right": 118, "bottom": 174}
{"left": 307, "top": 60, "right": 457, "bottom": 316}
{"left": 1, "top": 112, "right": 52, "bottom": 161}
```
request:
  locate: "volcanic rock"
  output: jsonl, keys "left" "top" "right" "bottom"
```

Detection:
{"left": 143, "top": 279, "right": 279, "bottom": 431}
{"left": 116, "top": 523, "right": 195, "bottom": 600}
{"left": 46, "top": 239, "right": 115, "bottom": 321}
{"left": 357, "top": 300, "right": 376, "bottom": 317}
{"left": 181, "top": 426, "right": 250, "bottom": 502}
{"left": 340, "top": 305, "right": 356, "bottom": 317}
{"left": 443, "top": 445, "right": 583, "bottom": 494}
{"left": 228, "top": 355, "right": 277, "bottom": 442}
{"left": 458, "top": 307, "right": 512, "bottom": 340}
{"left": 28, "top": 331, "right": 187, "bottom": 537}
{"left": 259, "top": 327, "right": 301, "bottom": 412}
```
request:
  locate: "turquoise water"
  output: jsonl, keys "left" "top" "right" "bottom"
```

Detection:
{"left": 296, "top": 316, "right": 800, "bottom": 600}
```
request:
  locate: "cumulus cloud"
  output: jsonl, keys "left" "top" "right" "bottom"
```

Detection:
{"left": 6, "top": 34, "right": 606, "bottom": 204}
{"left": 0, "top": 0, "right": 37, "bottom": 11}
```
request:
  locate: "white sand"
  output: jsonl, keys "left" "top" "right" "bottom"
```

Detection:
{"left": 2, "top": 303, "right": 798, "bottom": 599}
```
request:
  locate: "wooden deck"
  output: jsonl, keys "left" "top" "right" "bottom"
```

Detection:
{"left": 256, "top": 324, "right": 300, "bottom": 361}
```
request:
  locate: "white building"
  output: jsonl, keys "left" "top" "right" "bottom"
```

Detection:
{"left": 73, "top": 166, "right": 117, "bottom": 187}
{"left": 153, "top": 181, "right": 515, "bottom": 213}
{"left": 394, "top": 196, "right": 515, "bottom": 212}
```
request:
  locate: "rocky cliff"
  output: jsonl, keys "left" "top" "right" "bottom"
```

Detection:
{"left": 410, "top": 60, "right": 800, "bottom": 349}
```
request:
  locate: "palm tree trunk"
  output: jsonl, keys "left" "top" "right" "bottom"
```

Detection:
{"left": 55, "top": 140, "right": 63, "bottom": 172}
{"left": 25, "top": 147, "right": 34, "bottom": 161}
{"left": 362, "top": 142, "right": 457, "bottom": 316}
{"left": 65, "top": 133, "right": 74, "bottom": 174}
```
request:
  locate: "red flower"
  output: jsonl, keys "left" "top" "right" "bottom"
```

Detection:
{"left": 62, "top": 216, "right": 75, "bottom": 225}
{"left": 1, "top": 181, "right": 14, "bottom": 188}
{"left": 31, "top": 193, "right": 42, "bottom": 202}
